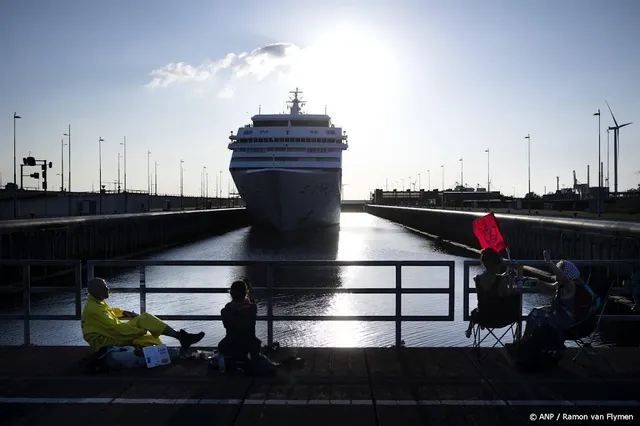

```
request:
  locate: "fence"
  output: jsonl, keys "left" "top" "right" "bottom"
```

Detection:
{"left": 0, "top": 259, "right": 456, "bottom": 347}
{"left": 2, "top": 258, "right": 638, "bottom": 347}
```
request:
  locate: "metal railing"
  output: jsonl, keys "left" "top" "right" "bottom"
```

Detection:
{"left": 0, "top": 260, "right": 456, "bottom": 347}
{"left": 463, "top": 259, "right": 640, "bottom": 340}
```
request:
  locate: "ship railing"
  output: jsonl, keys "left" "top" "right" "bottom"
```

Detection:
{"left": 0, "top": 260, "right": 455, "bottom": 347}
{"left": 463, "top": 259, "right": 640, "bottom": 340}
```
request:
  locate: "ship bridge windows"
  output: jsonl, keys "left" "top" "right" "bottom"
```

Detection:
{"left": 252, "top": 120, "right": 288, "bottom": 127}
{"left": 290, "top": 120, "right": 330, "bottom": 127}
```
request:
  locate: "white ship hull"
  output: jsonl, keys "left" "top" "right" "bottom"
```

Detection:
{"left": 231, "top": 168, "right": 341, "bottom": 231}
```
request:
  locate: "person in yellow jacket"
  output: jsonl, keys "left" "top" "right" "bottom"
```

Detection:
{"left": 81, "top": 277, "right": 204, "bottom": 352}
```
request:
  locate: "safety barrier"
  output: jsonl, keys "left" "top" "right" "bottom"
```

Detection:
{"left": 0, "top": 259, "right": 456, "bottom": 347}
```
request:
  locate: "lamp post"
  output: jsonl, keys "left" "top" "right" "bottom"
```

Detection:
{"left": 64, "top": 125, "right": 71, "bottom": 215}
{"left": 593, "top": 109, "right": 601, "bottom": 214}
{"left": 13, "top": 112, "right": 22, "bottom": 218}
{"left": 117, "top": 152, "right": 121, "bottom": 193}
{"left": 606, "top": 129, "right": 610, "bottom": 189}
{"left": 60, "top": 138, "right": 67, "bottom": 191}
{"left": 180, "top": 159, "right": 184, "bottom": 210}
{"left": 459, "top": 158, "right": 463, "bottom": 191}
{"left": 99, "top": 137, "right": 105, "bottom": 213}
{"left": 485, "top": 149, "right": 490, "bottom": 209}
{"left": 154, "top": 161, "right": 158, "bottom": 195}
{"left": 427, "top": 169, "right": 430, "bottom": 191}
{"left": 120, "top": 137, "right": 127, "bottom": 192}
{"left": 147, "top": 151, "right": 151, "bottom": 194}
{"left": 441, "top": 165, "right": 444, "bottom": 191}
{"left": 524, "top": 134, "right": 531, "bottom": 195}
{"left": 418, "top": 173, "right": 421, "bottom": 190}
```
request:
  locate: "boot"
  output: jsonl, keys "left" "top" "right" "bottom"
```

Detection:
{"left": 177, "top": 329, "right": 205, "bottom": 349}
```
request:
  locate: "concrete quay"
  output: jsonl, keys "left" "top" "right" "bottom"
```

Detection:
{"left": 365, "top": 205, "right": 640, "bottom": 262}
{"left": 0, "top": 346, "right": 638, "bottom": 425}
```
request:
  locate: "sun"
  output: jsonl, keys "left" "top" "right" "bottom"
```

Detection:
{"left": 284, "top": 22, "right": 397, "bottom": 113}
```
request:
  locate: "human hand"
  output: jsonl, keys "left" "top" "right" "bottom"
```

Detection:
{"left": 543, "top": 250, "right": 552, "bottom": 264}
{"left": 123, "top": 311, "right": 138, "bottom": 318}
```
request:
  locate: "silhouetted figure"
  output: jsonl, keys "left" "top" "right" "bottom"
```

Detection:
{"left": 217, "top": 280, "right": 262, "bottom": 368}
{"left": 465, "top": 248, "right": 518, "bottom": 338}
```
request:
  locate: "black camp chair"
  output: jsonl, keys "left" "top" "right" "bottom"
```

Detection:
{"left": 471, "top": 279, "right": 522, "bottom": 361}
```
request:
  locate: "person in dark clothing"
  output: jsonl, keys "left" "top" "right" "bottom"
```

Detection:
{"left": 217, "top": 280, "right": 262, "bottom": 366}
{"left": 465, "top": 247, "right": 518, "bottom": 338}
{"left": 521, "top": 251, "right": 582, "bottom": 353}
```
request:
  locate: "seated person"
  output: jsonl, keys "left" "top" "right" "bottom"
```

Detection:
{"left": 217, "top": 280, "right": 262, "bottom": 367}
{"left": 521, "top": 250, "right": 588, "bottom": 354}
{"left": 465, "top": 247, "right": 519, "bottom": 338}
{"left": 81, "top": 277, "right": 204, "bottom": 353}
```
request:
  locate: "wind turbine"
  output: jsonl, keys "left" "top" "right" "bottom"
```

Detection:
{"left": 605, "top": 101, "right": 632, "bottom": 195}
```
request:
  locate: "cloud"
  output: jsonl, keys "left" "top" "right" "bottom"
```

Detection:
{"left": 217, "top": 87, "right": 234, "bottom": 98}
{"left": 145, "top": 43, "right": 301, "bottom": 90}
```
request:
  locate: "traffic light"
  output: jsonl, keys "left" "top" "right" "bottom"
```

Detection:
{"left": 23, "top": 157, "right": 36, "bottom": 166}
{"left": 30, "top": 173, "right": 39, "bottom": 179}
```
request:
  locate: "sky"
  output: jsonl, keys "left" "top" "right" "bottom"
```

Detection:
{"left": 1, "top": 0, "right": 639, "bottom": 199}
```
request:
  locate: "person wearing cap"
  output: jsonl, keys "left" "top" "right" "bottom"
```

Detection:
{"left": 81, "top": 277, "right": 205, "bottom": 353}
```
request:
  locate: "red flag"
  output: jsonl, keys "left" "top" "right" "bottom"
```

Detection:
{"left": 472, "top": 213, "right": 507, "bottom": 252}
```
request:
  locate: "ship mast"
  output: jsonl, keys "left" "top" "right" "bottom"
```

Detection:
{"left": 287, "top": 87, "right": 305, "bottom": 115}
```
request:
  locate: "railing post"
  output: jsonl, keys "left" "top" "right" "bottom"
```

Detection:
{"left": 266, "top": 264, "right": 274, "bottom": 347}
{"left": 74, "top": 261, "right": 82, "bottom": 319}
{"left": 395, "top": 264, "right": 402, "bottom": 348}
{"left": 463, "top": 262, "right": 470, "bottom": 321}
{"left": 87, "top": 261, "right": 95, "bottom": 281}
{"left": 23, "top": 264, "right": 31, "bottom": 346}
{"left": 449, "top": 262, "right": 455, "bottom": 321}
{"left": 139, "top": 265, "right": 147, "bottom": 313}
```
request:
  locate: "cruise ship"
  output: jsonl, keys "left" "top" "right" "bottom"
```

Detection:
{"left": 228, "top": 89, "right": 349, "bottom": 231}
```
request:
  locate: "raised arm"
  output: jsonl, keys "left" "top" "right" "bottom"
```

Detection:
{"left": 533, "top": 250, "right": 560, "bottom": 292}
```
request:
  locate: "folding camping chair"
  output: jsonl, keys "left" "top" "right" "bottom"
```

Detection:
{"left": 471, "top": 283, "right": 521, "bottom": 361}
{"left": 566, "top": 279, "right": 614, "bottom": 368}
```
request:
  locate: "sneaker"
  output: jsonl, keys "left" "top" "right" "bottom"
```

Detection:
{"left": 177, "top": 330, "right": 205, "bottom": 349}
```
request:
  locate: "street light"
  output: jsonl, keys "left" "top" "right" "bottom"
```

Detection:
{"left": 459, "top": 158, "right": 463, "bottom": 191}
{"left": 98, "top": 137, "right": 105, "bottom": 213}
{"left": 63, "top": 125, "right": 71, "bottom": 193}
{"left": 154, "top": 161, "right": 159, "bottom": 195}
{"left": 120, "top": 137, "right": 127, "bottom": 193}
{"left": 60, "top": 138, "right": 67, "bottom": 191}
{"left": 13, "top": 112, "right": 22, "bottom": 218}
{"left": 147, "top": 151, "right": 152, "bottom": 194}
{"left": 427, "top": 169, "right": 430, "bottom": 191}
{"left": 593, "top": 109, "right": 601, "bottom": 214}
{"left": 485, "top": 149, "right": 490, "bottom": 209}
{"left": 524, "top": 134, "right": 531, "bottom": 195}
{"left": 441, "top": 165, "right": 444, "bottom": 191}
{"left": 117, "top": 152, "right": 121, "bottom": 193}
